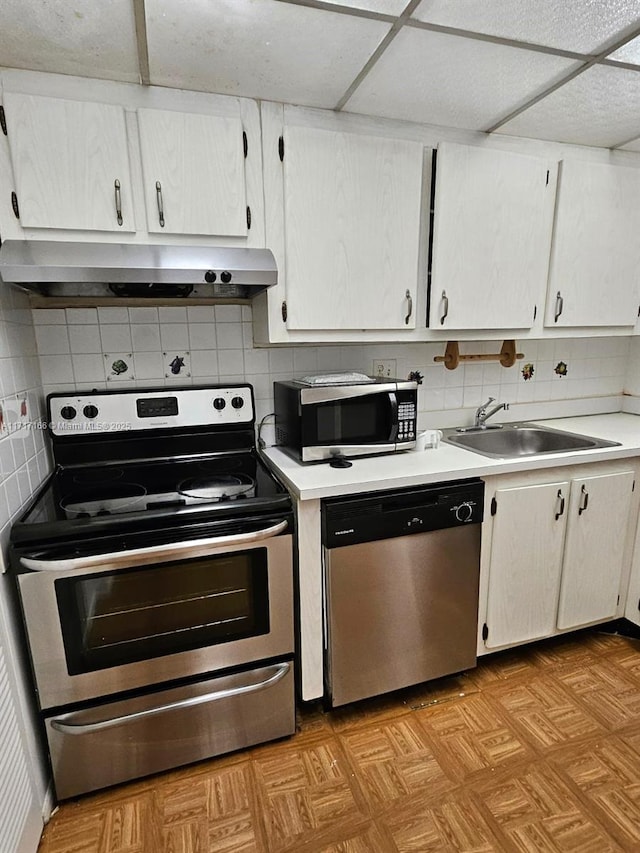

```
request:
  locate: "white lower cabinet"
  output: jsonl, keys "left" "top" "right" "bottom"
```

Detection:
{"left": 481, "top": 464, "right": 637, "bottom": 653}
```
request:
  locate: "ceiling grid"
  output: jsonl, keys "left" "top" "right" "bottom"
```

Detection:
{"left": 2, "top": 0, "right": 640, "bottom": 148}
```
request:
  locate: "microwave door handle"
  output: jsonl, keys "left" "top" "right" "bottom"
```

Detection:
{"left": 49, "top": 662, "right": 291, "bottom": 734}
{"left": 388, "top": 392, "right": 399, "bottom": 441}
{"left": 19, "top": 519, "right": 288, "bottom": 573}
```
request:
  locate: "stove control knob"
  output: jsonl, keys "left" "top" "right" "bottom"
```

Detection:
{"left": 213, "top": 397, "right": 226, "bottom": 410}
{"left": 204, "top": 270, "right": 217, "bottom": 283}
{"left": 220, "top": 271, "right": 232, "bottom": 283}
{"left": 83, "top": 405, "right": 99, "bottom": 419}
{"left": 60, "top": 405, "right": 77, "bottom": 420}
{"left": 231, "top": 396, "right": 244, "bottom": 409}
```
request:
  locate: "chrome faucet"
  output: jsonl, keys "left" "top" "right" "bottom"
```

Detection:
{"left": 474, "top": 397, "right": 509, "bottom": 428}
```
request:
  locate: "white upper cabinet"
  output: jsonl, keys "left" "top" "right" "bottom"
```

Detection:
{"left": 282, "top": 124, "right": 424, "bottom": 331}
{"left": 3, "top": 92, "right": 135, "bottom": 232}
{"left": 545, "top": 159, "right": 640, "bottom": 328}
{"left": 137, "top": 107, "right": 248, "bottom": 237}
{"left": 430, "top": 142, "right": 553, "bottom": 330}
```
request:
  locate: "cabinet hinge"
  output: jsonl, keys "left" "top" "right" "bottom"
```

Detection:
{"left": 281, "top": 300, "right": 287, "bottom": 322}
{"left": 545, "top": 169, "right": 550, "bottom": 186}
{"left": 482, "top": 623, "right": 489, "bottom": 641}
{"left": 242, "top": 130, "right": 248, "bottom": 159}
{"left": 490, "top": 497, "right": 497, "bottom": 516}
{"left": 278, "top": 135, "right": 285, "bottom": 162}
{"left": 11, "top": 192, "right": 19, "bottom": 219}
{"left": 246, "top": 205, "right": 251, "bottom": 230}
{"left": 0, "top": 106, "right": 7, "bottom": 136}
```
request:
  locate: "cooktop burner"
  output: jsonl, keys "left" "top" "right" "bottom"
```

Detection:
{"left": 61, "top": 483, "right": 148, "bottom": 519}
{"left": 178, "top": 474, "right": 255, "bottom": 502}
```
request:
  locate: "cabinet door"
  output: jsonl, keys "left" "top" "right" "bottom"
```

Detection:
{"left": 486, "top": 482, "right": 568, "bottom": 648}
{"left": 137, "top": 108, "right": 247, "bottom": 236}
{"left": 4, "top": 92, "right": 135, "bottom": 231}
{"left": 557, "top": 471, "right": 634, "bottom": 629}
{"left": 545, "top": 159, "right": 640, "bottom": 328}
{"left": 282, "top": 125, "right": 423, "bottom": 330}
{"left": 430, "top": 142, "right": 552, "bottom": 330}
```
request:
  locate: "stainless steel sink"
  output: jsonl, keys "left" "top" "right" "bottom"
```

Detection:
{"left": 442, "top": 422, "right": 620, "bottom": 459}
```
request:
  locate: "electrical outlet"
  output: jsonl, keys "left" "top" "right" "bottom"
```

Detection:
{"left": 372, "top": 359, "right": 396, "bottom": 378}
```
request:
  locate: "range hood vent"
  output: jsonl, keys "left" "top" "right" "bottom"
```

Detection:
{"left": 0, "top": 240, "right": 277, "bottom": 297}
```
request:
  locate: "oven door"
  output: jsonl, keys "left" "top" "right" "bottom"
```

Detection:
{"left": 17, "top": 518, "right": 293, "bottom": 709}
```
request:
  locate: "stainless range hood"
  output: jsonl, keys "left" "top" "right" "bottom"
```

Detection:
{"left": 0, "top": 240, "right": 277, "bottom": 296}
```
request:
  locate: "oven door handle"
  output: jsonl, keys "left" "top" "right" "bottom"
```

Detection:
{"left": 20, "top": 519, "right": 289, "bottom": 572}
{"left": 49, "top": 662, "right": 291, "bottom": 734}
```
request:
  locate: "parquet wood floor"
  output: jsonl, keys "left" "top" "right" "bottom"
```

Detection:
{"left": 38, "top": 630, "right": 640, "bottom": 852}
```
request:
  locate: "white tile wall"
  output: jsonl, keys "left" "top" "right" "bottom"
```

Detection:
{"left": 31, "top": 304, "right": 633, "bottom": 445}
{"left": 0, "top": 286, "right": 49, "bottom": 569}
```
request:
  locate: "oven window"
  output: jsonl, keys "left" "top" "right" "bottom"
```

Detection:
{"left": 55, "top": 549, "right": 269, "bottom": 674}
{"left": 313, "top": 397, "right": 391, "bottom": 444}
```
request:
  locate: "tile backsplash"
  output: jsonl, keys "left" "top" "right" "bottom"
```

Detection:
{"left": 0, "top": 286, "right": 49, "bottom": 566}
{"left": 32, "top": 305, "right": 631, "bottom": 445}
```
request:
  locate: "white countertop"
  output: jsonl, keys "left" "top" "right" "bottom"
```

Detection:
{"left": 263, "top": 413, "right": 640, "bottom": 500}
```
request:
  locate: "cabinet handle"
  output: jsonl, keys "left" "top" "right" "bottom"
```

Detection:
{"left": 440, "top": 290, "right": 449, "bottom": 325}
{"left": 578, "top": 484, "right": 589, "bottom": 515}
{"left": 555, "top": 489, "right": 565, "bottom": 520}
{"left": 155, "top": 181, "right": 165, "bottom": 228}
{"left": 114, "top": 179, "right": 123, "bottom": 226}
{"left": 554, "top": 291, "right": 564, "bottom": 323}
{"left": 404, "top": 290, "right": 413, "bottom": 325}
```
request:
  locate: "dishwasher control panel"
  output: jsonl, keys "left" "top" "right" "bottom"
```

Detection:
{"left": 322, "top": 478, "right": 484, "bottom": 548}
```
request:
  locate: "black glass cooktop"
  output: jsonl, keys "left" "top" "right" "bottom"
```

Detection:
{"left": 12, "top": 451, "right": 291, "bottom": 546}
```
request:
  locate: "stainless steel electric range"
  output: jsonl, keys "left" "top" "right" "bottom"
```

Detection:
{"left": 9, "top": 385, "right": 295, "bottom": 800}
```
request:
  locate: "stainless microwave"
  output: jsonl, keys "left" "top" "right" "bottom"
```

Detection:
{"left": 274, "top": 376, "right": 418, "bottom": 462}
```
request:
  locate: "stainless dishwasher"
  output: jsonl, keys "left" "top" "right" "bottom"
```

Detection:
{"left": 322, "top": 479, "right": 484, "bottom": 707}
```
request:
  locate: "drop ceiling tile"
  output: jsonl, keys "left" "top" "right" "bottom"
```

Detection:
{"left": 608, "top": 35, "right": 640, "bottom": 65}
{"left": 312, "top": 0, "right": 408, "bottom": 14}
{"left": 412, "top": 0, "right": 640, "bottom": 54}
{"left": 146, "top": 0, "right": 391, "bottom": 107}
{"left": 619, "top": 137, "right": 640, "bottom": 150}
{"left": 345, "top": 27, "right": 578, "bottom": 131}
{"left": 0, "top": 0, "right": 139, "bottom": 82}
{"left": 497, "top": 64, "right": 640, "bottom": 148}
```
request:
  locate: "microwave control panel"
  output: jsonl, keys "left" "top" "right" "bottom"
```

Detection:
{"left": 397, "top": 390, "right": 416, "bottom": 442}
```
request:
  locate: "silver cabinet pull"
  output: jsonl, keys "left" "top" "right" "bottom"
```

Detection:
{"left": 554, "top": 291, "right": 564, "bottom": 323}
{"left": 440, "top": 290, "right": 449, "bottom": 325}
{"left": 155, "top": 180, "right": 165, "bottom": 227}
{"left": 20, "top": 519, "right": 288, "bottom": 572}
{"left": 114, "top": 179, "right": 123, "bottom": 226}
{"left": 50, "top": 662, "right": 290, "bottom": 734}
{"left": 578, "top": 484, "right": 589, "bottom": 515}
{"left": 404, "top": 289, "right": 413, "bottom": 325}
{"left": 555, "top": 489, "right": 565, "bottom": 520}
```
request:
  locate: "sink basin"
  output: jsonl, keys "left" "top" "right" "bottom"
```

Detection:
{"left": 442, "top": 422, "right": 620, "bottom": 459}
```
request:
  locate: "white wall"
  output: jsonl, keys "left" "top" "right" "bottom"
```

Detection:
{"left": 33, "top": 304, "right": 630, "bottom": 440}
